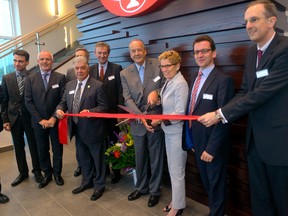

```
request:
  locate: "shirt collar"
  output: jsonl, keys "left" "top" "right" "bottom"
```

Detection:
{"left": 135, "top": 61, "right": 146, "bottom": 71}
{"left": 257, "top": 32, "right": 275, "bottom": 53}
{"left": 201, "top": 64, "right": 215, "bottom": 77}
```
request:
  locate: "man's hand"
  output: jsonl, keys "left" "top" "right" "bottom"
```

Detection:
{"left": 141, "top": 118, "right": 154, "bottom": 133}
{"left": 150, "top": 119, "right": 161, "bottom": 127}
{"left": 3, "top": 123, "right": 11, "bottom": 132}
{"left": 47, "top": 117, "right": 57, "bottom": 128}
{"left": 56, "top": 110, "right": 65, "bottom": 119}
{"left": 198, "top": 111, "right": 220, "bottom": 127}
{"left": 147, "top": 90, "right": 161, "bottom": 106}
{"left": 80, "top": 109, "right": 90, "bottom": 118}
{"left": 200, "top": 151, "right": 214, "bottom": 162}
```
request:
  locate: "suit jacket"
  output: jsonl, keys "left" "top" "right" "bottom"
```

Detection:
{"left": 66, "top": 62, "right": 123, "bottom": 113}
{"left": 222, "top": 34, "right": 288, "bottom": 166}
{"left": 89, "top": 62, "right": 123, "bottom": 113}
{"left": 25, "top": 70, "right": 66, "bottom": 129}
{"left": 120, "top": 57, "right": 165, "bottom": 136}
{"left": 1, "top": 70, "right": 35, "bottom": 127}
{"left": 190, "top": 67, "right": 234, "bottom": 158}
{"left": 161, "top": 72, "right": 189, "bottom": 135}
{"left": 56, "top": 76, "right": 108, "bottom": 144}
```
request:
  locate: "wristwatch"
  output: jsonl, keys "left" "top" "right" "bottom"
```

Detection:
{"left": 215, "top": 111, "right": 223, "bottom": 121}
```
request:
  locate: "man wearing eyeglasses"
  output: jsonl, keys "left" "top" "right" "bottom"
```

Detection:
{"left": 120, "top": 39, "right": 165, "bottom": 208}
{"left": 199, "top": 1, "right": 288, "bottom": 215}
{"left": 187, "top": 35, "right": 234, "bottom": 216}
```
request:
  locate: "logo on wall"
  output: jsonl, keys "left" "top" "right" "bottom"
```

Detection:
{"left": 100, "top": 0, "right": 168, "bottom": 17}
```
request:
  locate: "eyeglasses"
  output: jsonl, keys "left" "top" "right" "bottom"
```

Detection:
{"left": 193, "top": 49, "right": 212, "bottom": 55}
{"left": 159, "top": 64, "right": 176, "bottom": 69}
{"left": 243, "top": 16, "right": 268, "bottom": 25}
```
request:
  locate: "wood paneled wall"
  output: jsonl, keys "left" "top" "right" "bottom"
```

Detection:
{"left": 75, "top": 1, "right": 288, "bottom": 215}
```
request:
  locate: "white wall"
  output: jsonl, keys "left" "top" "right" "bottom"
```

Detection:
{"left": 18, "top": 0, "right": 81, "bottom": 35}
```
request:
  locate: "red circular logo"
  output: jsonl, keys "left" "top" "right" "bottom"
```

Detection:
{"left": 100, "top": 0, "right": 168, "bottom": 17}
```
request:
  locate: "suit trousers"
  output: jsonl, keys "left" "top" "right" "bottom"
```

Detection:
{"left": 11, "top": 116, "right": 41, "bottom": 175}
{"left": 247, "top": 136, "right": 288, "bottom": 216}
{"left": 194, "top": 150, "right": 228, "bottom": 216}
{"left": 33, "top": 127, "right": 63, "bottom": 177}
{"left": 133, "top": 129, "right": 164, "bottom": 195}
{"left": 76, "top": 131, "right": 106, "bottom": 191}
{"left": 165, "top": 132, "right": 187, "bottom": 209}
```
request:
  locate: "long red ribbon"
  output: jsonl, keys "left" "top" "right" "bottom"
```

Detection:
{"left": 58, "top": 112, "right": 199, "bottom": 144}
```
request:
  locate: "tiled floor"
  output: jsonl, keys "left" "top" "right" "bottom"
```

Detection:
{"left": 0, "top": 139, "right": 209, "bottom": 216}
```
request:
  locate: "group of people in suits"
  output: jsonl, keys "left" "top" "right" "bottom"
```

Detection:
{"left": 1, "top": 1, "right": 288, "bottom": 216}
{"left": 199, "top": 0, "right": 288, "bottom": 215}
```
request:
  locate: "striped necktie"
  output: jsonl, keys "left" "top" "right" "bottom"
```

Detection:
{"left": 189, "top": 71, "right": 202, "bottom": 128}
{"left": 17, "top": 74, "right": 24, "bottom": 96}
{"left": 72, "top": 82, "right": 83, "bottom": 123}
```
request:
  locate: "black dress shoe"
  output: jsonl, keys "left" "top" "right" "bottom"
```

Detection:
{"left": 74, "top": 167, "right": 81, "bottom": 177}
{"left": 11, "top": 174, "right": 28, "bottom": 187}
{"left": 128, "top": 190, "right": 142, "bottom": 201}
{"left": 34, "top": 172, "right": 44, "bottom": 183}
{"left": 72, "top": 184, "right": 92, "bottom": 194}
{"left": 54, "top": 175, "right": 64, "bottom": 186}
{"left": 148, "top": 195, "right": 160, "bottom": 207}
{"left": 90, "top": 188, "right": 104, "bottom": 201}
{"left": 0, "top": 193, "right": 9, "bottom": 204}
{"left": 38, "top": 175, "right": 52, "bottom": 188}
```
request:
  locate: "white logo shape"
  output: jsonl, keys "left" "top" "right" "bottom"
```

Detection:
{"left": 113, "top": 0, "right": 147, "bottom": 13}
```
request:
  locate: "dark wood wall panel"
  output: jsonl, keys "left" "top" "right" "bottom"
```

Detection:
{"left": 75, "top": 1, "right": 287, "bottom": 215}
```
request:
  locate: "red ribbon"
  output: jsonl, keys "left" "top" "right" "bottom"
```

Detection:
{"left": 58, "top": 112, "right": 199, "bottom": 144}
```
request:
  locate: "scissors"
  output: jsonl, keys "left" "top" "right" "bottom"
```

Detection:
{"left": 115, "top": 103, "right": 150, "bottom": 127}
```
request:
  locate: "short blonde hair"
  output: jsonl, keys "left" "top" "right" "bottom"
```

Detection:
{"left": 158, "top": 50, "right": 181, "bottom": 65}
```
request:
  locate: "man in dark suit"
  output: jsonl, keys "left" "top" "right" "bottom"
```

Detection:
{"left": 0, "top": 85, "right": 9, "bottom": 204}
{"left": 56, "top": 56, "right": 108, "bottom": 201}
{"left": 25, "top": 50, "right": 66, "bottom": 188}
{"left": 199, "top": 1, "right": 288, "bottom": 215}
{"left": 121, "top": 39, "right": 165, "bottom": 207}
{"left": 89, "top": 42, "right": 123, "bottom": 183}
{"left": 1, "top": 50, "right": 43, "bottom": 187}
{"left": 187, "top": 35, "right": 234, "bottom": 216}
{"left": 66, "top": 47, "right": 90, "bottom": 177}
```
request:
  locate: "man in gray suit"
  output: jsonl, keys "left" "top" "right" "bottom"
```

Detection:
{"left": 1, "top": 50, "right": 43, "bottom": 187}
{"left": 120, "top": 39, "right": 165, "bottom": 207}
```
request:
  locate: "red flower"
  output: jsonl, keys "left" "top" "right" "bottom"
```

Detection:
{"left": 114, "top": 150, "right": 121, "bottom": 159}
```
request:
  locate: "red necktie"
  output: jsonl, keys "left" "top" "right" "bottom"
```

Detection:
{"left": 189, "top": 71, "right": 202, "bottom": 128}
{"left": 100, "top": 65, "right": 104, "bottom": 82}
{"left": 257, "top": 50, "right": 263, "bottom": 64}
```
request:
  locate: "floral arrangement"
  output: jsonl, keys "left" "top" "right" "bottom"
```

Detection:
{"left": 105, "top": 124, "right": 135, "bottom": 170}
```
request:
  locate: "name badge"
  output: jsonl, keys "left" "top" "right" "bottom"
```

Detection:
{"left": 256, "top": 69, "right": 268, "bottom": 78}
{"left": 69, "top": 90, "right": 75, "bottom": 95}
{"left": 203, "top": 93, "right": 213, "bottom": 100}
{"left": 153, "top": 76, "right": 160, "bottom": 82}
{"left": 108, "top": 75, "right": 115, "bottom": 80}
{"left": 52, "top": 84, "right": 59, "bottom": 89}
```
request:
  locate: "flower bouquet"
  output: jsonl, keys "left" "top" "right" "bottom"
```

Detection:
{"left": 105, "top": 124, "right": 135, "bottom": 171}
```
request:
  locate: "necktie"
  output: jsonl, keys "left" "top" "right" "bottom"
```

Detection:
{"left": 189, "top": 71, "right": 202, "bottom": 128}
{"left": 43, "top": 73, "right": 49, "bottom": 90}
{"left": 100, "top": 65, "right": 104, "bottom": 82}
{"left": 17, "top": 74, "right": 24, "bottom": 96}
{"left": 257, "top": 50, "right": 263, "bottom": 65}
{"left": 72, "top": 82, "right": 82, "bottom": 124}
{"left": 139, "top": 66, "right": 144, "bottom": 84}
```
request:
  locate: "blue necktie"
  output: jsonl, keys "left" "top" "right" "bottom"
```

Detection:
{"left": 139, "top": 66, "right": 144, "bottom": 84}
{"left": 43, "top": 73, "right": 49, "bottom": 90}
